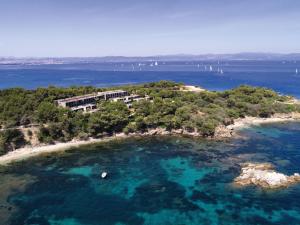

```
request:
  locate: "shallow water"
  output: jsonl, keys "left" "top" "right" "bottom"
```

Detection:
{"left": 1, "top": 122, "right": 300, "bottom": 225}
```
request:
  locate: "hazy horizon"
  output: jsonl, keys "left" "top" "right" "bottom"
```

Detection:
{"left": 2, "top": 52, "right": 300, "bottom": 59}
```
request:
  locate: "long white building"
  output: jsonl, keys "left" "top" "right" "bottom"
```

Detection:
{"left": 56, "top": 90, "right": 129, "bottom": 112}
{"left": 55, "top": 90, "right": 150, "bottom": 112}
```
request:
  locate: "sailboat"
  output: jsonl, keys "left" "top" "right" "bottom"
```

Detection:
{"left": 154, "top": 61, "right": 158, "bottom": 66}
{"left": 101, "top": 172, "right": 108, "bottom": 179}
{"left": 209, "top": 65, "right": 213, "bottom": 71}
{"left": 220, "top": 69, "right": 224, "bottom": 75}
{"left": 296, "top": 68, "right": 298, "bottom": 75}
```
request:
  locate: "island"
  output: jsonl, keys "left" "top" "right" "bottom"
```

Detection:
{"left": 0, "top": 80, "right": 300, "bottom": 164}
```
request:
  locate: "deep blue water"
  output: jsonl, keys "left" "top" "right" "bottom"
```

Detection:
{"left": 1, "top": 122, "right": 300, "bottom": 225}
{"left": 0, "top": 61, "right": 300, "bottom": 97}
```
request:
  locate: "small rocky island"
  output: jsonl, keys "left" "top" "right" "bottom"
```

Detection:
{"left": 234, "top": 163, "right": 300, "bottom": 189}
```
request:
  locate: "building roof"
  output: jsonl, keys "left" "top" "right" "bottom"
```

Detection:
{"left": 56, "top": 93, "right": 97, "bottom": 104}
{"left": 56, "top": 90, "right": 128, "bottom": 104}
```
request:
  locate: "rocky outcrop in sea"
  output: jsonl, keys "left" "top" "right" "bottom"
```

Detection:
{"left": 234, "top": 163, "right": 300, "bottom": 189}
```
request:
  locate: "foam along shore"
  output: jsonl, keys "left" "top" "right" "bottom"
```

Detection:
{"left": 234, "top": 163, "right": 300, "bottom": 189}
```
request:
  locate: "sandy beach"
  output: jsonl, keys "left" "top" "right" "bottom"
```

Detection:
{"left": 0, "top": 133, "right": 130, "bottom": 166}
{"left": 1, "top": 113, "right": 300, "bottom": 165}
{"left": 180, "top": 85, "right": 205, "bottom": 92}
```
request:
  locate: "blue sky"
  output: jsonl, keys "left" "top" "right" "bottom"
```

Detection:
{"left": 0, "top": 0, "right": 300, "bottom": 57}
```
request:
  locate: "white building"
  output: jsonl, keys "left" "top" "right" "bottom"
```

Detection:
{"left": 55, "top": 90, "right": 129, "bottom": 112}
{"left": 55, "top": 90, "right": 150, "bottom": 111}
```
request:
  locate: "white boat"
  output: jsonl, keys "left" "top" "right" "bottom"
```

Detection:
{"left": 209, "top": 65, "right": 213, "bottom": 71}
{"left": 220, "top": 69, "right": 224, "bottom": 75}
{"left": 154, "top": 61, "right": 158, "bottom": 66}
{"left": 101, "top": 172, "right": 108, "bottom": 179}
{"left": 296, "top": 68, "right": 298, "bottom": 74}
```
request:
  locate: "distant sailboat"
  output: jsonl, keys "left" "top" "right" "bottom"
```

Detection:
{"left": 209, "top": 65, "right": 213, "bottom": 71}
{"left": 296, "top": 68, "right": 298, "bottom": 74}
{"left": 154, "top": 61, "right": 158, "bottom": 66}
{"left": 220, "top": 69, "right": 224, "bottom": 75}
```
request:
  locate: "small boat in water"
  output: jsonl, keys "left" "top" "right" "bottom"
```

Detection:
{"left": 101, "top": 172, "right": 108, "bottom": 179}
{"left": 296, "top": 68, "right": 298, "bottom": 75}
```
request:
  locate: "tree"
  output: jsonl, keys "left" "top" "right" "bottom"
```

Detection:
{"left": 0, "top": 129, "right": 26, "bottom": 155}
{"left": 88, "top": 101, "right": 130, "bottom": 136}
{"left": 36, "top": 102, "right": 60, "bottom": 123}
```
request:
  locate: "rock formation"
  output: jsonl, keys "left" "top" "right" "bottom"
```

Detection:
{"left": 234, "top": 163, "right": 300, "bottom": 189}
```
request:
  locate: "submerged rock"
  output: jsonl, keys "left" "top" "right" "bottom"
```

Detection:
{"left": 214, "top": 125, "right": 233, "bottom": 139}
{"left": 234, "top": 163, "right": 300, "bottom": 189}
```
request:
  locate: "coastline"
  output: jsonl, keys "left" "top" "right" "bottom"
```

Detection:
{"left": 227, "top": 112, "right": 300, "bottom": 130}
{"left": 1, "top": 113, "right": 300, "bottom": 166}
{"left": 0, "top": 133, "right": 133, "bottom": 166}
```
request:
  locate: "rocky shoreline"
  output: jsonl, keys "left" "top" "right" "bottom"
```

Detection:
{"left": 218, "top": 112, "right": 300, "bottom": 139}
{"left": 1, "top": 113, "right": 300, "bottom": 165}
{"left": 0, "top": 129, "right": 199, "bottom": 165}
{"left": 234, "top": 163, "right": 300, "bottom": 189}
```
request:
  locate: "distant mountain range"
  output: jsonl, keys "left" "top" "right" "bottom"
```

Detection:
{"left": 1, "top": 53, "right": 300, "bottom": 65}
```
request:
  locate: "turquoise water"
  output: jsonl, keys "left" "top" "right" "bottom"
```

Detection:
{"left": 1, "top": 122, "right": 300, "bottom": 225}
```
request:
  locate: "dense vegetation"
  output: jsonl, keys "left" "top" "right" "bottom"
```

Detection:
{"left": 0, "top": 80, "right": 299, "bottom": 155}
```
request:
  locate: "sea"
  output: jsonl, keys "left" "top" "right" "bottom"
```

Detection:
{"left": 1, "top": 123, "right": 300, "bottom": 225}
{"left": 1, "top": 61, "right": 300, "bottom": 225}
{"left": 0, "top": 60, "right": 300, "bottom": 97}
